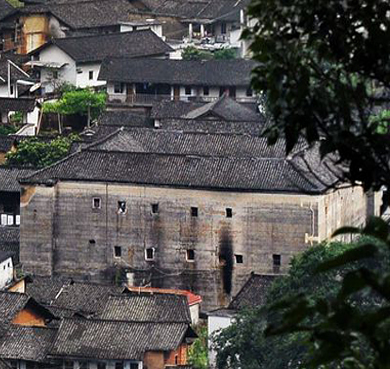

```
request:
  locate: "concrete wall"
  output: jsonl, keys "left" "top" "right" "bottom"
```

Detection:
{"left": 76, "top": 63, "right": 105, "bottom": 89}
{"left": 0, "top": 256, "right": 13, "bottom": 288}
{"left": 20, "top": 181, "right": 373, "bottom": 309}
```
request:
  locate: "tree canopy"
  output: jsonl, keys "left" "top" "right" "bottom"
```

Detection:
{"left": 244, "top": 0, "right": 390, "bottom": 191}
{"left": 182, "top": 46, "right": 236, "bottom": 61}
{"left": 214, "top": 236, "right": 390, "bottom": 368}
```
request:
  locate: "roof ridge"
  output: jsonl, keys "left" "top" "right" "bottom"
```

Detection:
{"left": 53, "top": 29, "right": 153, "bottom": 42}
{"left": 82, "top": 127, "right": 123, "bottom": 151}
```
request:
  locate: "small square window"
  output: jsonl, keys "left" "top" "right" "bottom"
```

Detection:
{"left": 235, "top": 254, "right": 243, "bottom": 264}
{"left": 151, "top": 203, "right": 159, "bottom": 214}
{"left": 226, "top": 208, "right": 233, "bottom": 218}
{"left": 53, "top": 71, "right": 58, "bottom": 79}
{"left": 89, "top": 239, "right": 96, "bottom": 246}
{"left": 191, "top": 207, "right": 198, "bottom": 217}
{"left": 203, "top": 86, "right": 209, "bottom": 96}
{"left": 7, "top": 262, "right": 10, "bottom": 267}
{"left": 92, "top": 197, "right": 101, "bottom": 209}
{"left": 89, "top": 71, "right": 93, "bottom": 80}
{"left": 118, "top": 201, "right": 127, "bottom": 214}
{"left": 246, "top": 87, "right": 253, "bottom": 97}
{"left": 114, "top": 246, "right": 122, "bottom": 258}
{"left": 145, "top": 248, "right": 155, "bottom": 261}
{"left": 185, "top": 86, "right": 191, "bottom": 95}
{"left": 273, "top": 254, "right": 281, "bottom": 267}
{"left": 186, "top": 249, "right": 195, "bottom": 262}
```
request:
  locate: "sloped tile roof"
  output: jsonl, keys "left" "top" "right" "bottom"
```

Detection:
{"left": 0, "top": 167, "right": 35, "bottom": 192}
{"left": 87, "top": 128, "right": 289, "bottom": 158}
{"left": 33, "top": 30, "right": 172, "bottom": 63}
{"left": 20, "top": 0, "right": 143, "bottom": 30}
{"left": 0, "top": 227, "right": 19, "bottom": 264}
{"left": 20, "top": 145, "right": 340, "bottom": 193}
{"left": 0, "top": 98, "right": 35, "bottom": 112}
{"left": 50, "top": 282, "right": 124, "bottom": 315}
{"left": 0, "top": 292, "right": 30, "bottom": 323}
{"left": 151, "top": 97, "right": 261, "bottom": 122}
{"left": 228, "top": 273, "right": 277, "bottom": 310}
{"left": 51, "top": 318, "right": 189, "bottom": 360}
{"left": 0, "top": 325, "right": 57, "bottom": 362}
{"left": 157, "top": 119, "right": 264, "bottom": 135}
{"left": 99, "top": 58, "right": 256, "bottom": 86}
{"left": 0, "top": 0, "right": 14, "bottom": 21}
{"left": 25, "top": 275, "right": 70, "bottom": 305}
{"left": 0, "top": 135, "right": 16, "bottom": 152}
{"left": 0, "top": 250, "right": 13, "bottom": 263}
{"left": 99, "top": 293, "right": 191, "bottom": 323}
{"left": 98, "top": 110, "right": 153, "bottom": 128}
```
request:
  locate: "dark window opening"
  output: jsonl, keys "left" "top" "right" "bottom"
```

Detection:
{"left": 226, "top": 208, "right": 233, "bottom": 218}
{"left": 52, "top": 71, "right": 58, "bottom": 79}
{"left": 89, "top": 71, "right": 93, "bottom": 80}
{"left": 114, "top": 83, "right": 124, "bottom": 93}
{"left": 10, "top": 85, "right": 14, "bottom": 95}
{"left": 228, "top": 86, "right": 236, "bottom": 98}
{"left": 97, "top": 364, "right": 106, "bottom": 369}
{"left": 203, "top": 86, "right": 209, "bottom": 96}
{"left": 92, "top": 197, "right": 101, "bottom": 209}
{"left": 89, "top": 239, "right": 96, "bottom": 246}
{"left": 219, "top": 86, "right": 226, "bottom": 97}
{"left": 187, "top": 249, "right": 195, "bottom": 261}
{"left": 64, "top": 361, "right": 73, "bottom": 369}
{"left": 174, "top": 355, "right": 178, "bottom": 365}
{"left": 151, "top": 203, "right": 159, "bottom": 214}
{"left": 273, "top": 254, "right": 281, "bottom": 267}
{"left": 185, "top": 86, "right": 192, "bottom": 95}
{"left": 79, "top": 363, "right": 87, "bottom": 369}
{"left": 130, "top": 365, "right": 138, "bottom": 369}
{"left": 114, "top": 246, "right": 122, "bottom": 258}
{"left": 118, "top": 201, "right": 126, "bottom": 214}
{"left": 221, "top": 22, "right": 227, "bottom": 34}
{"left": 235, "top": 254, "right": 243, "bottom": 264}
{"left": 145, "top": 248, "right": 155, "bottom": 260}
{"left": 115, "top": 363, "right": 123, "bottom": 369}
{"left": 191, "top": 207, "right": 198, "bottom": 217}
{"left": 246, "top": 87, "right": 253, "bottom": 97}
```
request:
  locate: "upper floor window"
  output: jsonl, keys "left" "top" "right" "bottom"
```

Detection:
{"left": 118, "top": 201, "right": 127, "bottom": 214}
{"left": 226, "top": 208, "right": 233, "bottom": 218}
{"left": 145, "top": 248, "right": 155, "bottom": 261}
{"left": 89, "top": 71, "right": 94, "bottom": 80}
{"left": 221, "top": 22, "right": 227, "bottom": 34}
{"left": 185, "top": 86, "right": 192, "bottom": 95}
{"left": 191, "top": 207, "right": 198, "bottom": 217}
{"left": 151, "top": 203, "right": 159, "bottom": 214}
{"left": 114, "top": 83, "right": 124, "bottom": 93}
{"left": 246, "top": 87, "right": 253, "bottom": 97}
{"left": 203, "top": 86, "right": 209, "bottom": 96}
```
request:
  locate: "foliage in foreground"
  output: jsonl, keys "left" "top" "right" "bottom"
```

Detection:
{"left": 214, "top": 231, "right": 390, "bottom": 368}
{"left": 5, "top": 135, "right": 79, "bottom": 168}
{"left": 188, "top": 324, "right": 208, "bottom": 369}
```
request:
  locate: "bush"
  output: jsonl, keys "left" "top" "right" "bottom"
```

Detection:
{"left": 0, "top": 125, "right": 18, "bottom": 135}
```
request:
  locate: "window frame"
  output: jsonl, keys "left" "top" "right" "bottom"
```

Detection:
{"left": 145, "top": 247, "right": 155, "bottom": 261}
{"left": 114, "top": 246, "right": 122, "bottom": 258}
{"left": 185, "top": 86, "right": 192, "bottom": 95}
{"left": 89, "top": 70, "right": 94, "bottom": 80}
{"left": 186, "top": 249, "right": 195, "bottom": 262}
{"left": 92, "top": 197, "right": 101, "bottom": 209}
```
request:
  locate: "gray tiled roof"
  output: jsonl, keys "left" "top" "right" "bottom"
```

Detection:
{"left": 151, "top": 97, "right": 262, "bottom": 122}
{"left": 228, "top": 273, "right": 277, "bottom": 310}
{"left": 99, "top": 293, "right": 191, "bottom": 323}
{"left": 0, "top": 167, "right": 35, "bottom": 192}
{"left": 19, "top": 0, "right": 143, "bottom": 30}
{"left": 0, "top": 98, "right": 35, "bottom": 112}
{"left": 25, "top": 276, "right": 70, "bottom": 305}
{"left": 99, "top": 58, "right": 256, "bottom": 86}
{"left": 50, "top": 282, "right": 124, "bottom": 315}
{"left": 33, "top": 30, "right": 172, "bottom": 63}
{"left": 0, "top": 228, "right": 19, "bottom": 264}
{"left": 98, "top": 110, "right": 153, "bottom": 128}
{"left": 51, "top": 318, "right": 189, "bottom": 360}
{"left": 0, "top": 325, "right": 57, "bottom": 362}
{"left": 87, "top": 128, "right": 290, "bottom": 158}
{"left": 0, "top": 135, "right": 16, "bottom": 152}
{"left": 0, "top": 0, "right": 14, "bottom": 21}
{"left": 0, "top": 292, "right": 30, "bottom": 323}
{"left": 0, "top": 251, "right": 13, "bottom": 263}
{"left": 20, "top": 146, "right": 340, "bottom": 193}
{"left": 157, "top": 119, "right": 264, "bottom": 135}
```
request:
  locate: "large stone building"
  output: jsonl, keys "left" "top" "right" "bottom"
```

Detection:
{"left": 19, "top": 129, "right": 381, "bottom": 309}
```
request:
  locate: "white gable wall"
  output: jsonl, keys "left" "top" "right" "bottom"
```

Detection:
{"left": 38, "top": 44, "right": 77, "bottom": 93}
{"left": 0, "top": 256, "right": 13, "bottom": 289}
{"left": 76, "top": 63, "right": 105, "bottom": 88}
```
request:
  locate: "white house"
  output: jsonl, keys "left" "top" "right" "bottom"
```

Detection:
{"left": 0, "top": 251, "right": 13, "bottom": 289}
{"left": 26, "top": 30, "right": 173, "bottom": 94}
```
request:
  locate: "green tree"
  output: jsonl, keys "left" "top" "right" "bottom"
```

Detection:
{"left": 5, "top": 135, "right": 78, "bottom": 168}
{"left": 214, "top": 236, "right": 390, "bottom": 368}
{"left": 43, "top": 88, "right": 106, "bottom": 121}
{"left": 188, "top": 324, "right": 208, "bottom": 369}
{"left": 182, "top": 46, "right": 213, "bottom": 61}
{"left": 214, "top": 48, "right": 236, "bottom": 60}
{"left": 244, "top": 0, "right": 390, "bottom": 191}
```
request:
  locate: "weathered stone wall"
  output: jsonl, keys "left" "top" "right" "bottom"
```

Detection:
{"left": 20, "top": 181, "right": 374, "bottom": 310}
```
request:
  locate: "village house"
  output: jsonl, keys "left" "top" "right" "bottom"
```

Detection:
{"left": 26, "top": 30, "right": 173, "bottom": 94}
{"left": 0, "top": 251, "right": 13, "bottom": 289}
{"left": 207, "top": 273, "right": 276, "bottom": 367}
{"left": 99, "top": 58, "right": 257, "bottom": 107}
{"left": 18, "top": 128, "right": 380, "bottom": 310}
{"left": 0, "top": 97, "right": 39, "bottom": 125}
